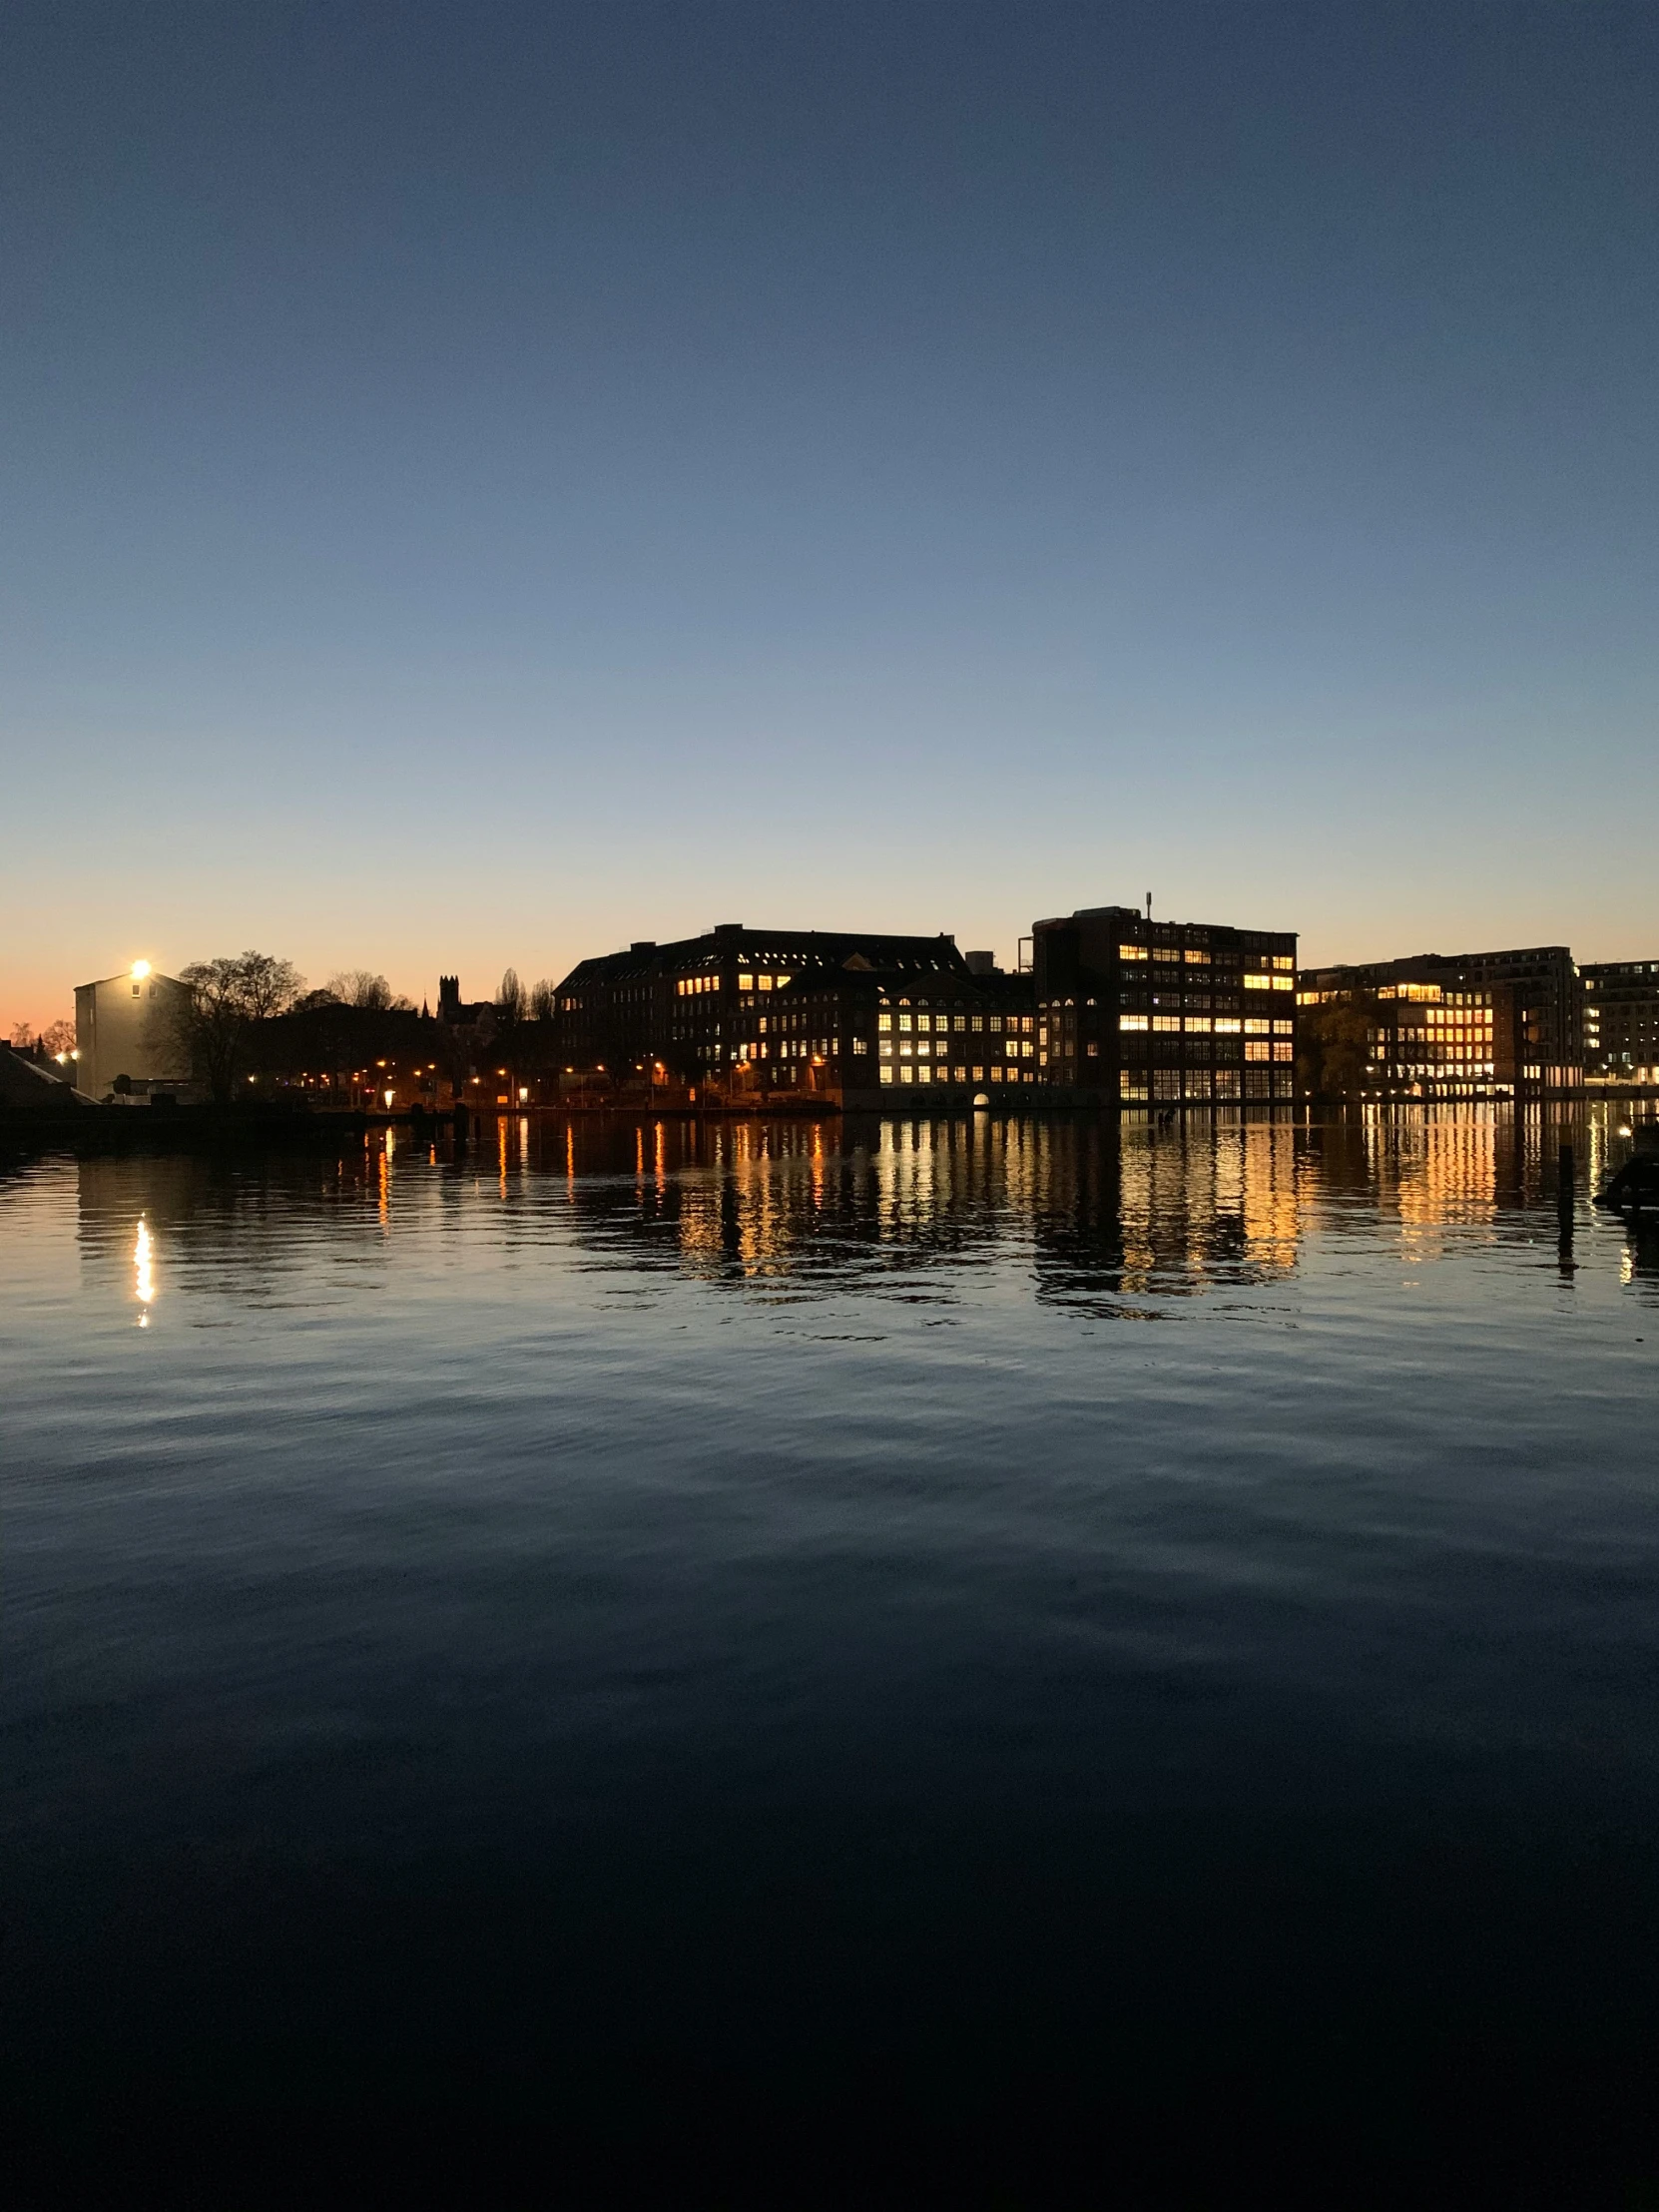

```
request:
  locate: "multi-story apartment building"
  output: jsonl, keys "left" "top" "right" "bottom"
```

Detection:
{"left": 733, "top": 958, "right": 1035, "bottom": 1099}
{"left": 551, "top": 924, "right": 1034, "bottom": 1101}
{"left": 1298, "top": 945, "right": 1582, "bottom": 1098}
{"left": 73, "top": 961, "right": 192, "bottom": 1101}
{"left": 1297, "top": 960, "right": 1498, "bottom": 1099}
{"left": 1582, "top": 960, "right": 1659, "bottom": 1084}
{"left": 1031, "top": 906, "right": 1299, "bottom": 1105}
{"left": 1444, "top": 945, "right": 1583, "bottom": 1094}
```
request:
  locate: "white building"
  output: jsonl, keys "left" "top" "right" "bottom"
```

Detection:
{"left": 74, "top": 962, "right": 193, "bottom": 1101}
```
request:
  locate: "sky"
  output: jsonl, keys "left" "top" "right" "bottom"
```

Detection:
{"left": 3, "top": 0, "right": 1656, "bottom": 1031}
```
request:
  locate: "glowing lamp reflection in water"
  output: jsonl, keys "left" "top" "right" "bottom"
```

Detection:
{"left": 134, "top": 1217, "right": 156, "bottom": 1326}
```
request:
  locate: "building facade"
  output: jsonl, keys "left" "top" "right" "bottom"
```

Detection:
{"left": 1297, "top": 960, "right": 1498, "bottom": 1099}
{"left": 1582, "top": 960, "right": 1659, "bottom": 1084}
{"left": 1032, "top": 906, "right": 1298, "bottom": 1105}
{"left": 1298, "top": 945, "right": 1582, "bottom": 1099}
{"left": 552, "top": 924, "right": 1036, "bottom": 1101}
{"left": 74, "top": 963, "right": 192, "bottom": 1101}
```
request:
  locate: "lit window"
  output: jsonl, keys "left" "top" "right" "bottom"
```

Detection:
{"left": 1273, "top": 1042, "right": 1293, "bottom": 1062}
{"left": 879, "top": 1040, "right": 893, "bottom": 1058}
{"left": 880, "top": 1064, "right": 895, "bottom": 1084}
{"left": 853, "top": 1038, "right": 868, "bottom": 1055}
{"left": 1244, "top": 973, "right": 1271, "bottom": 990}
{"left": 1272, "top": 955, "right": 1294, "bottom": 971}
{"left": 759, "top": 975, "right": 773, "bottom": 991}
{"left": 1086, "top": 1041, "right": 1099, "bottom": 1057}
{"left": 1120, "top": 1014, "right": 1148, "bottom": 1031}
{"left": 1119, "top": 944, "right": 1147, "bottom": 961}
{"left": 1184, "top": 949, "right": 1210, "bottom": 965}
{"left": 1272, "top": 1019, "right": 1293, "bottom": 1036}
{"left": 971, "top": 1065, "right": 983, "bottom": 1081}
{"left": 1153, "top": 1015, "right": 1180, "bottom": 1033}
{"left": 878, "top": 1013, "right": 892, "bottom": 1032}
{"left": 1271, "top": 975, "right": 1293, "bottom": 992}
{"left": 739, "top": 974, "right": 753, "bottom": 991}
{"left": 1246, "top": 1040, "right": 1271, "bottom": 1061}
{"left": 900, "top": 1041, "right": 912, "bottom": 1057}
{"left": 1245, "top": 1018, "right": 1270, "bottom": 1035}
{"left": 953, "top": 1014, "right": 965, "bottom": 1033}
{"left": 1021, "top": 1039, "right": 1033, "bottom": 1058}
{"left": 1215, "top": 1017, "right": 1241, "bottom": 1034}
{"left": 917, "top": 1039, "right": 930, "bottom": 1057}
{"left": 991, "top": 1065, "right": 1003, "bottom": 1081}
{"left": 900, "top": 1064, "right": 913, "bottom": 1083}
{"left": 1185, "top": 1016, "right": 1212, "bottom": 1033}
{"left": 971, "top": 1015, "right": 984, "bottom": 1032}
{"left": 899, "top": 1014, "right": 912, "bottom": 1033}
{"left": 1005, "top": 1038, "right": 1018, "bottom": 1056}
{"left": 953, "top": 1064, "right": 966, "bottom": 1081}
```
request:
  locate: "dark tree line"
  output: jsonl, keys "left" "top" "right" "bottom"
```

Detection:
{"left": 1294, "top": 996, "right": 1380, "bottom": 1101}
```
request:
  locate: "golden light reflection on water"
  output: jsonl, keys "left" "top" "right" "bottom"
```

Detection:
{"left": 134, "top": 1216, "right": 155, "bottom": 1324}
{"left": 65, "top": 1104, "right": 1650, "bottom": 1341}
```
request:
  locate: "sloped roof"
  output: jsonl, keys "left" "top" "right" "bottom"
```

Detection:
{"left": 0, "top": 1048, "right": 94, "bottom": 1110}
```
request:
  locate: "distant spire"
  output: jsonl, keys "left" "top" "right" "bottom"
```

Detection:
{"left": 421, "top": 998, "right": 430, "bottom": 1018}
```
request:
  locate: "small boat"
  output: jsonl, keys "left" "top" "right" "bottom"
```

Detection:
{"left": 1596, "top": 1120, "right": 1659, "bottom": 1213}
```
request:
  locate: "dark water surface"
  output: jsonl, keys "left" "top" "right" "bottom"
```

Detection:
{"left": 5, "top": 1109, "right": 1657, "bottom": 2202}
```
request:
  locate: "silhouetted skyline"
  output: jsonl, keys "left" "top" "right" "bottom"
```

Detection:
{"left": 5, "top": 1, "right": 1656, "bottom": 1032}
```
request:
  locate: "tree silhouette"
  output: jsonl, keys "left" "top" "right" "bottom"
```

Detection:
{"left": 164, "top": 952, "right": 303, "bottom": 1103}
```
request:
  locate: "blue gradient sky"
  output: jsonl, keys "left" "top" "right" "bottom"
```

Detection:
{"left": 4, "top": 1, "right": 1655, "bottom": 1029}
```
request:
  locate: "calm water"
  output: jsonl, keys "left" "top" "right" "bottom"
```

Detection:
{"left": 4, "top": 1108, "right": 1657, "bottom": 2202}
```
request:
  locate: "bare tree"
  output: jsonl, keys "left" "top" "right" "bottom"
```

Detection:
{"left": 39, "top": 1018, "right": 75, "bottom": 1057}
{"left": 163, "top": 952, "right": 303, "bottom": 1103}
{"left": 529, "top": 978, "right": 555, "bottom": 1023}
{"left": 496, "top": 968, "right": 527, "bottom": 1026}
{"left": 9, "top": 1020, "right": 33, "bottom": 1049}
{"left": 327, "top": 969, "right": 396, "bottom": 1010}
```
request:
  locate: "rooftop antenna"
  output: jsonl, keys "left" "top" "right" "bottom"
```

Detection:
{"left": 1146, "top": 892, "right": 1152, "bottom": 921}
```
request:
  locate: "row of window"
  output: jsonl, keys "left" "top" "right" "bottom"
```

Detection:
{"left": 674, "top": 970, "right": 802, "bottom": 995}
{"left": 1118, "top": 947, "right": 1294, "bottom": 970}
{"left": 1121, "top": 1014, "right": 1292, "bottom": 1035}
{"left": 879, "top": 1036, "right": 1036, "bottom": 1060}
{"left": 877, "top": 1065, "right": 1040, "bottom": 1085}
{"left": 877, "top": 1011, "right": 1034, "bottom": 1035}
{"left": 1119, "top": 1069, "right": 1293, "bottom": 1099}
